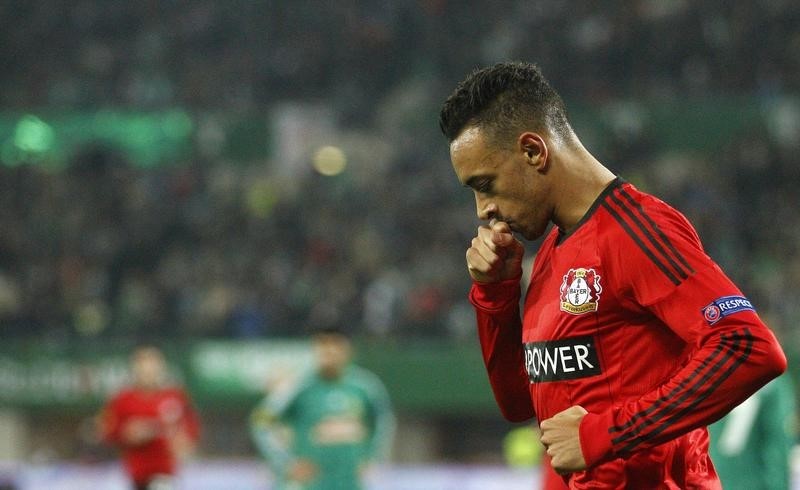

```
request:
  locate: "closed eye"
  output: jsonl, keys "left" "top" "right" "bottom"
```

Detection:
{"left": 475, "top": 179, "right": 493, "bottom": 194}
{"left": 465, "top": 176, "right": 493, "bottom": 194}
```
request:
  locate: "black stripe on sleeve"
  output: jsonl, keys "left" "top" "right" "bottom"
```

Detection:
{"left": 618, "top": 188, "right": 695, "bottom": 275}
{"left": 616, "top": 331, "right": 752, "bottom": 455}
{"left": 608, "top": 334, "right": 728, "bottom": 434}
{"left": 608, "top": 191, "right": 689, "bottom": 280}
{"left": 611, "top": 332, "right": 738, "bottom": 446}
{"left": 601, "top": 201, "right": 681, "bottom": 286}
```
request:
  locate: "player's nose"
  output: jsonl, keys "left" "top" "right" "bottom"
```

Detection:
{"left": 477, "top": 200, "right": 498, "bottom": 221}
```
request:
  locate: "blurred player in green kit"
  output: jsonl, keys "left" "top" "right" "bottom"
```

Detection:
{"left": 250, "top": 327, "right": 395, "bottom": 490}
{"left": 709, "top": 372, "right": 797, "bottom": 490}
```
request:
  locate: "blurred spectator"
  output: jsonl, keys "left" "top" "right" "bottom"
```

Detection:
{"left": 0, "top": 0, "right": 796, "bottom": 352}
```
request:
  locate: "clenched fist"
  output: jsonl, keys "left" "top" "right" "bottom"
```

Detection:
{"left": 466, "top": 219, "right": 525, "bottom": 283}
{"left": 539, "top": 405, "right": 588, "bottom": 474}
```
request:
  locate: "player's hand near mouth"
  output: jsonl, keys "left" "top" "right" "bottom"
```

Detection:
{"left": 467, "top": 218, "right": 525, "bottom": 284}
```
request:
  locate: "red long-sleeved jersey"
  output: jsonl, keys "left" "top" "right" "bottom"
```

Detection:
{"left": 101, "top": 386, "right": 200, "bottom": 485}
{"left": 471, "top": 178, "right": 786, "bottom": 488}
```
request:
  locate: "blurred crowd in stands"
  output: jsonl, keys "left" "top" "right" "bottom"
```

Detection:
{"left": 0, "top": 1, "right": 798, "bottom": 349}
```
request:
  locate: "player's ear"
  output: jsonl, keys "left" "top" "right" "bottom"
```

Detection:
{"left": 518, "top": 132, "right": 548, "bottom": 171}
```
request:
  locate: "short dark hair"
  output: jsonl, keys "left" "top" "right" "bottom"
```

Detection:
{"left": 310, "top": 325, "right": 352, "bottom": 340}
{"left": 438, "top": 61, "right": 572, "bottom": 144}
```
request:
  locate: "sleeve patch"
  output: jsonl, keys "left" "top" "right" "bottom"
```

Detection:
{"left": 701, "top": 296, "right": 755, "bottom": 325}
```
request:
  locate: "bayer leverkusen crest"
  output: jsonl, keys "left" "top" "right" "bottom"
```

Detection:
{"left": 560, "top": 268, "right": 602, "bottom": 315}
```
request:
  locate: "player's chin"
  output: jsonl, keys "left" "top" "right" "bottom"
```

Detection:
{"left": 505, "top": 220, "right": 523, "bottom": 236}
{"left": 517, "top": 225, "right": 539, "bottom": 241}
{"left": 509, "top": 223, "right": 531, "bottom": 240}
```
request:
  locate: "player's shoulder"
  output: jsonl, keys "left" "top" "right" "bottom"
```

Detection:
{"left": 347, "top": 365, "right": 389, "bottom": 393}
{"left": 161, "top": 385, "right": 193, "bottom": 401}
{"left": 110, "top": 386, "right": 138, "bottom": 401}
{"left": 599, "top": 181, "right": 701, "bottom": 247}
{"left": 597, "top": 181, "right": 709, "bottom": 297}
{"left": 347, "top": 364, "right": 381, "bottom": 382}
{"left": 105, "top": 387, "right": 141, "bottom": 410}
{"left": 162, "top": 385, "right": 188, "bottom": 395}
{"left": 265, "top": 371, "right": 316, "bottom": 407}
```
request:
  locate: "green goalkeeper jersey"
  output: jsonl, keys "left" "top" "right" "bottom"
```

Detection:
{"left": 250, "top": 365, "right": 395, "bottom": 490}
{"left": 709, "top": 373, "right": 796, "bottom": 490}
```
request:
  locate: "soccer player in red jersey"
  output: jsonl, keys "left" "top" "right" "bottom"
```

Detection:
{"left": 99, "top": 346, "right": 201, "bottom": 490}
{"left": 439, "top": 62, "right": 786, "bottom": 488}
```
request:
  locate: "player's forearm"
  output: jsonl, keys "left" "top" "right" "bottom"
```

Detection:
{"left": 184, "top": 406, "right": 202, "bottom": 442}
{"left": 579, "top": 322, "right": 786, "bottom": 467}
{"left": 370, "top": 410, "right": 396, "bottom": 462}
{"left": 470, "top": 280, "right": 535, "bottom": 422}
{"left": 100, "top": 423, "right": 121, "bottom": 445}
{"left": 477, "top": 311, "right": 534, "bottom": 422}
{"left": 250, "top": 426, "right": 293, "bottom": 470}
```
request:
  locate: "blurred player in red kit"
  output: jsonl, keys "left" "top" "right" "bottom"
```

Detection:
{"left": 99, "top": 346, "right": 201, "bottom": 490}
{"left": 439, "top": 62, "right": 786, "bottom": 488}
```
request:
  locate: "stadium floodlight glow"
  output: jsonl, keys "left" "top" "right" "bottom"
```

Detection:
{"left": 312, "top": 145, "right": 347, "bottom": 176}
{"left": 14, "top": 115, "right": 55, "bottom": 153}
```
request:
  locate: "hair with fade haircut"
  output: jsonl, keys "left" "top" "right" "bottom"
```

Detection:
{"left": 438, "top": 61, "right": 573, "bottom": 146}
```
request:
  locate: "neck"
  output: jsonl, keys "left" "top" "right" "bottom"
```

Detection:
{"left": 550, "top": 144, "right": 616, "bottom": 232}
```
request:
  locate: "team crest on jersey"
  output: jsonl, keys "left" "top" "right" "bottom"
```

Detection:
{"left": 560, "top": 268, "right": 602, "bottom": 315}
